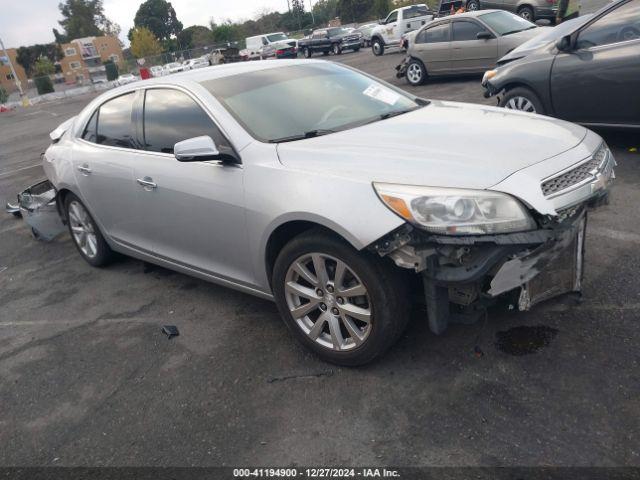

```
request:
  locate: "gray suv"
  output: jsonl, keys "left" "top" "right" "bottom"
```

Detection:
{"left": 467, "top": 0, "right": 558, "bottom": 22}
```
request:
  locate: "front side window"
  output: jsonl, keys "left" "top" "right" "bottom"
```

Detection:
{"left": 143, "top": 89, "right": 227, "bottom": 154}
{"left": 386, "top": 11, "right": 398, "bottom": 23}
{"left": 95, "top": 92, "right": 135, "bottom": 148}
{"left": 82, "top": 110, "right": 98, "bottom": 143}
{"left": 199, "top": 63, "right": 423, "bottom": 143}
{"left": 417, "top": 23, "right": 450, "bottom": 43}
{"left": 452, "top": 21, "right": 486, "bottom": 41}
{"left": 266, "top": 33, "right": 288, "bottom": 42}
{"left": 577, "top": 0, "right": 640, "bottom": 48}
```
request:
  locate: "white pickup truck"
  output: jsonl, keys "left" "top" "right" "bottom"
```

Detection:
{"left": 370, "top": 4, "right": 435, "bottom": 56}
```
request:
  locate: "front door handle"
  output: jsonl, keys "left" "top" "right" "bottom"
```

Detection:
{"left": 77, "top": 164, "right": 92, "bottom": 175}
{"left": 137, "top": 177, "right": 157, "bottom": 189}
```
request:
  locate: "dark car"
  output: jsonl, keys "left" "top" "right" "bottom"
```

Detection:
{"left": 482, "top": 0, "right": 640, "bottom": 129}
{"left": 299, "top": 27, "right": 362, "bottom": 57}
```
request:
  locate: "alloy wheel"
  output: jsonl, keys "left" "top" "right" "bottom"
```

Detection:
{"left": 407, "top": 63, "right": 423, "bottom": 84}
{"left": 468, "top": 1, "right": 479, "bottom": 10}
{"left": 284, "top": 253, "right": 372, "bottom": 351}
{"left": 519, "top": 9, "right": 533, "bottom": 20}
{"left": 505, "top": 96, "right": 537, "bottom": 113}
{"left": 68, "top": 200, "right": 98, "bottom": 258}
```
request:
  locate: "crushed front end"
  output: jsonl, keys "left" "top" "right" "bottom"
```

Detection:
{"left": 370, "top": 143, "right": 615, "bottom": 334}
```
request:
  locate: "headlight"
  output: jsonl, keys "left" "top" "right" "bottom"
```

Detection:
{"left": 374, "top": 183, "right": 536, "bottom": 235}
{"left": 482, "top": 69, "right": 497, "bottom": 85}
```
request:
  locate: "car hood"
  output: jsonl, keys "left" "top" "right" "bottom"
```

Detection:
{"left": 277, "top": 100, "right": 587, "bottom": 190}
{"left": 499, "top": 15, "right": 592, "bottom": 63}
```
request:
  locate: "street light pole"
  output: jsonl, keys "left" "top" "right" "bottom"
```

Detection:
{"left": 0, "top": 35, "right": 28, "bottom": 106}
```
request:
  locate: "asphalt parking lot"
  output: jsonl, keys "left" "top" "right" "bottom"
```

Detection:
{"left": 1, "top": 49, "right": 639, "bottom": 468}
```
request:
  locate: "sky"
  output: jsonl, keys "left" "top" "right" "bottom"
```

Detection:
{"left": 0, "top": 0, "right": 295, "bottom": 49}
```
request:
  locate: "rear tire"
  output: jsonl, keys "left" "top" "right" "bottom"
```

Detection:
{"left": 406, "top": 58, "right": 427, "bottom": 86}
{"left": 322, "top": 51, "right": 329, "bottom": 56}
{"left": 518, "top": 6, "right": 535, "bottom": 21}
{"left": 499, "top": 87, "right": 544, "bottom": 114}
{"left": 332, "top": 43, "right": 342, "bottom": 55}
{"left": 64, "top": 193, "right": 115, "bottom": 267}
{"left": 303, "top": 47, "right": 312, "bottom": 58}
{"left": 272, "top": 229, "right": 410, "bottom": 366}
{"left": 372, "top": 38, "right": 384, "bottom": 56}
{"left": 353, "top": 46, "right": 360, "bottom": 52}
{"left": 467, "top": 0, "right": 480, "bottom": 10}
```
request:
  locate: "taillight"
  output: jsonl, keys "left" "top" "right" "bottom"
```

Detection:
{"left": 276, "top": 49, "right": 285, "bottom": 55}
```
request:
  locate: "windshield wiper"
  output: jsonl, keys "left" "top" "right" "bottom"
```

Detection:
{"left": 502, "top": 26, "right": 537, "bottom": 36}
{"left": 269, "top": 129, "right": 336, "bottom": 143}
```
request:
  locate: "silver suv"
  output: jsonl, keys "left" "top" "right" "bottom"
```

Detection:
{"left": 467, "top": 0, "right": 558, "bottom": 22}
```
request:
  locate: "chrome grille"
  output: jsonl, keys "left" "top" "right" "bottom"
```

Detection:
{"left": 541, "top": 153, "right": 605, "bottom": 197}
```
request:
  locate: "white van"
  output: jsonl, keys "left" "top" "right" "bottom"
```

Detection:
{"left": 245, "top": 32, "right": 295, "bottom": 59}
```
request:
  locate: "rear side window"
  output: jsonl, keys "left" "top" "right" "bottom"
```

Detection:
{"left": 96, "top": 92, "right": 135, "bottom": 148}
{"left": 452, "top": 21, "right": 486, "bottom": 41}
{"left": 82, "top": 110, "right": 98, "bottom": 143}
{"left": 577, "top": 0, "right": 640, "bottom": 48}
{"left": 142, "top": 89, "right": 228, "bottom": 154}
{"left": 416, "top": 23, "right": 450, "bottom": 43}
{"left": 404, "top": 5, "right": 430, "bottom": 19}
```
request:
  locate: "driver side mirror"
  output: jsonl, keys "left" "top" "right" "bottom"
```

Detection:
{"left": 556, "top": 34, "right": 573, "bottom": 52}
{"left": 477, "top": 31, "right": 492, "bottom": 40}
{"left": 174, "top": 136, "right": 233, "bottom": 163}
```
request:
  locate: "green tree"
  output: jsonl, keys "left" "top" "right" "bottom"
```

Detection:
{"left": 0, "top": 86, "right": 8, "bottom": 104}
{"left": 56, "top": 0, "right": 120, "bottom": 41}
{"left": 177, "top": 25, "right": 212, "bottom": 49}
{"left": 33, "top": 57, "right": 56, "bottom": 76}
{"left": 131, "top": 0, "right": 183, "bottom": 42}
{"left": 209, "top": 21, "right": 244, "bottom": 44}
{"left": 130, "top": 27, "right": 164, "bottom": 58}
{"left": 372, "top": 0, "right": 391, "bottom": 18}
{"left": 16, "top": 44, "right": 64, "bottom": 77}
{"left": 312, "top": 0, "right": 340, "bottom": 25}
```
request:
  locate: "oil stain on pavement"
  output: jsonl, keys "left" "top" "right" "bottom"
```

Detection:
{"left": 495, "top": 325, "right": 559, "bottom": 356}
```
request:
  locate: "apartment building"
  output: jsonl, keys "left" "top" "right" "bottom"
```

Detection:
{"left": 57, "top": 35, "right": 124, "bottom": 85}
{"left": 0, "top": 48, "right": 28, "bottom": 94}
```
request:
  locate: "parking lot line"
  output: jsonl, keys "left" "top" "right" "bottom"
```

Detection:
{"left": 0, "top": 163, "right": 42, "bottom": 177}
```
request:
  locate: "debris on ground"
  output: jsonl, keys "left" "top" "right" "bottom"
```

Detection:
{"left": 162, "top": 325, "right": 180, "bottom": 339}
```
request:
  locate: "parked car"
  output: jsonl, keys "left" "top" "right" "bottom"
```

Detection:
{"left": 399, "top": 10, "right": 545, "bottom": 85}
{"left": 483, "top": 0, "right": 639, "bottom": 128}
{"left": 115, "top": 73, "right": 137, "bottom": 86}
{"left": 370, "top": 4, "right": 435, "bottom": 55}
{"left": 163, "top": 62, "right": 186, "bottom": 75}
{"left": 43, "top": 60, "right": 614, "bottom": 365}
{"left": 185, "top": 58, "right": 210, "bottom": 70}
{"left": 149, "top": 65, "right": 165, "bottom": 77}
{"left": 355, "top": 23, "right": 379, "bottom": 47}
{"left": 466, "top": 0, "right": 558, "bottom": 23}
{"left": 245, "top": 32, "right": 297, "bottom": 59}
{"left": 299, "top": 27, "right": 363, "bottom": 57}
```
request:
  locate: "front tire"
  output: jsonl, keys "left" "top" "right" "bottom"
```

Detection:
{"left": 372, "top": 38, "right": 384, "bottom": 56}
{"left": 272, "top": 229, "right": 410, "bottom": 366}
{"left": 499, "top": 87, "right": 544, "bottom": 114}
{"left": 406, "top": 58, "right": 427, "bottom": 86}
{"left": 64, "top": 193, "right": 115, "bottom": 267}
{"left": 332, "top": 43, "right": 342, "bottom": 55}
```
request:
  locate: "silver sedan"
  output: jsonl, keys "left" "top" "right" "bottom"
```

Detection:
{"left": 43, "top": 60, "right": 613, "bottom": 365}
{"left": 401, "top": 10, "right": 546, "bottom": 85}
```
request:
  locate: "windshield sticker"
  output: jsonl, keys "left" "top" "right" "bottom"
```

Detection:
{"left": 363, "top": 85, "right": 400, "bottom": 106}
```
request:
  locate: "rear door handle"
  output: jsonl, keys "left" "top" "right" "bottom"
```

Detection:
{"left": 77, "top": 164, "right": 92, "bottom": 175}
{"left": 136, "top": 177, "right": 157, "bottom": 189}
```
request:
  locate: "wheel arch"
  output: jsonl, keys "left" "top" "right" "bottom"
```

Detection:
{"left": 263, "top": 218, "right": 362, "bottom": 287}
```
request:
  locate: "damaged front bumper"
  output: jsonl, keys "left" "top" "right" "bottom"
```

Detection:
{"left": 371, "top": 203, "right": 596, "bottom": 334}
{"left": 5, "top": 179, "right": 65, "bottom": 241}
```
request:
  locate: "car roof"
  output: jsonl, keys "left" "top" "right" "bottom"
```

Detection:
{"left": 443, "top": 9, "right": 505, "bottom": 19}
{"left": 141, "top": 59, "right": 324, "bottom": 86}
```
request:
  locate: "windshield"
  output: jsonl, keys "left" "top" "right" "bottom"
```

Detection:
{"left": 166, "top": 63, "right": 181, "bottom": 68}
{"left": 200, "top": 63, "right": 423, "bottom": 143}
{"left": 266, "top": 33, "right": 288, "bottom": 42}
{"left": 479, "top": 11, "right": 536, "bottom": 35}
{"left": 328, "top": 27, "right": 351, "bottom": 36}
